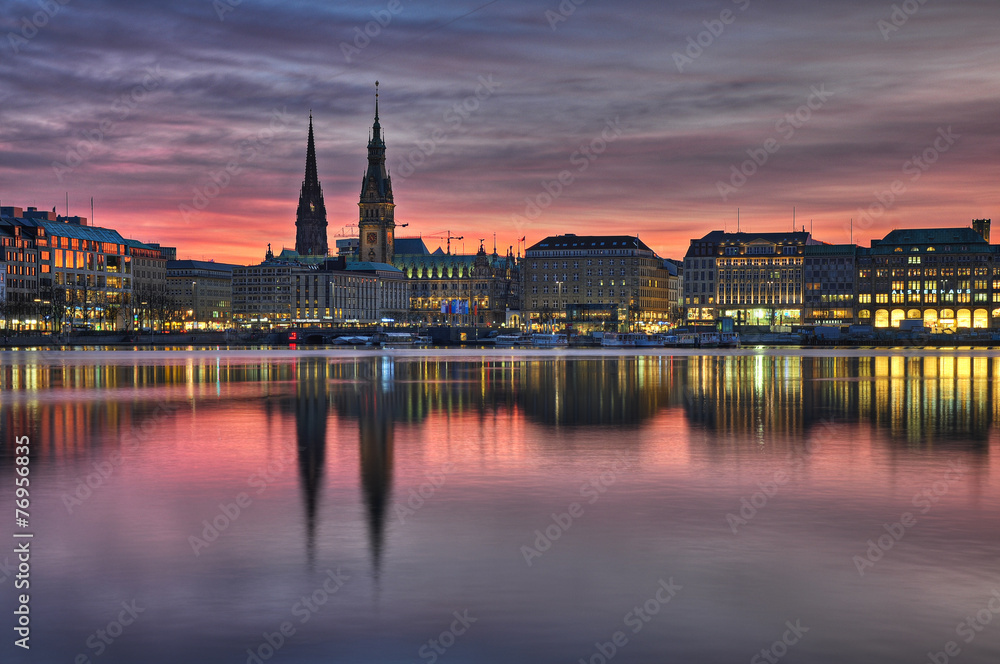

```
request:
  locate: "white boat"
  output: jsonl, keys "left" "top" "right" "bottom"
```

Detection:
{"left": 601, "top": 332, "right": 631, "bottom": 347}
{"left": 719, "top": 332, "right": 740, "bottom": 348}
{"left": 675, "top": 333, "right": 699, "bottom": 348}
{"left": 495, "top": 333, "right": 531, "bottom": 346}
{"left": 532, "top": 333, "right": 568, "bottom": 347}
{"left": 635, "top": 333, "right": 664, "bottom": 347}
{"left": 699, "top": 332, "right": 721, "bottom": 348}
{"left": 379, "top": 332, "right": 416, "bottom": 345}
{"left": 601, "top": 332, "right": 663, "bottom": 347}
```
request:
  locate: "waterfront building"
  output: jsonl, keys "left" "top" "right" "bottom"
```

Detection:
{"left": 293, "top": 259, "right": 409, "bottom": 326}
{"left": 803, "top": 244, "right": 859, "bottom": 326}
{"left": 233, "top": 249, "right": 409, "bottom": 328}
{"left": 0, "top": 209, "right": 41, "bottom": 328}
{"left": 522, "top": 234, "right": 672, "bottom": 332}
{"left": 664, "top": 259, "right": 684, "bottom": 324}
{"left": 167, "top": 260, "right": 237, "bottom": 329}
{"left": 29, "top": 210, "right": 131, "bottom": 331}
{"left": 394, "top": 239, "right": 520, "bottom": 327}
{"left": 856, "top": 222, "right": 997, "bottom": 331}
{"left": 232, "top": 251, "right": 297, "bottom": 328}
{"left": 686, "top": 230, "right": 817, "bottom": 327}
{"left": 1, "top": 206, "right": 178, "bottom": 331}
{"left": 124, "top": 239, "right": 169, "bottom": 329}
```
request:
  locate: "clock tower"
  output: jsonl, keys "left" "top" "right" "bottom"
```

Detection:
{"left": 358, "top": 81, "right": 396, "bottom": 264}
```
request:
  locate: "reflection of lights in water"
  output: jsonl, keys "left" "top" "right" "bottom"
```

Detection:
{"left": 380, "top": 355, "right": 393, "bottom": 390}
{"left": 754, "top": 355, "right": 764, "bottom": 393}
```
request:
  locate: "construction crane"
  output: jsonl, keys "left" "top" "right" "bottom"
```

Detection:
{"left": 422, "top": 230, "right": 464, "bottom": 255}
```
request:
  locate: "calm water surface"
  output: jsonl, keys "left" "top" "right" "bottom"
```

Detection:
{"left": 1, "top": 350, "right": 999, "bottom": 663}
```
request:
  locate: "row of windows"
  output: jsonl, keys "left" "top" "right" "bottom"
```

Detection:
{"left": 531, "top": 259, "right": 637, "bottom": 269}
{"left": 858, "top": 293, "right": 993, "bottom": 304}
{"left": 862, "top": 267, "right": 990, "bottom": 278}
{"left": 5, "top": 264, "right": 36, "bottom": 276}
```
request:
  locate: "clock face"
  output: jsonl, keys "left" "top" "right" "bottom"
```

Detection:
{"left": 366, "top": 232, "right": 378, "bottom": 244}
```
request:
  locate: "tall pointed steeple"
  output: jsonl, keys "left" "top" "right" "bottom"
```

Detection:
{"left": 358, "top": 81, "right": 396, "bottom": 264}
{"left": 295, "top": 112, "right": 328, "bottom": 256}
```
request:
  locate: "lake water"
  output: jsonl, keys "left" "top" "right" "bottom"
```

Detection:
{"left": 2, "top": 349, "right": 1000, "bottom": 663}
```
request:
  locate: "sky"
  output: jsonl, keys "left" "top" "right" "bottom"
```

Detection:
{"left": 1, "top": 0, "right": 998, "bottom": 265}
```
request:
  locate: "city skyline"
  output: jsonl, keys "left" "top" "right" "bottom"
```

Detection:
{"left": 2, "top": 0, "right": 999, "bottom": 265}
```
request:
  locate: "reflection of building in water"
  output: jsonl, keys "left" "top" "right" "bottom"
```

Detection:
{"left": 684, "top": 355, "right": 807, "bottom": 448}
{"left": 852, "top": 355, "right": 994, "bottom": 447}
{"left": 518, "top": 357, "right": 686, "bottom": 427}
{"left": 328, "top": 359, "right": 398, "bottom": 581}
{"left": 293, "top": 358, "right": 329, "bottom": 566}
{"left": 358, "top": 381, "right": 393, "bottom": 582}
{"left": 682, "top": 355, "right": 997, "bottom": 448}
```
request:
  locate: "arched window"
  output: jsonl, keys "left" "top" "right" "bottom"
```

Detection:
{"left": 973, "top": 309, "right": 988, "bottom": 329}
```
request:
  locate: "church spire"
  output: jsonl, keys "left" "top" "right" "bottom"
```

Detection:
{"left": 303, "top": 111, "right": 319, "bottom": 189}
{"left": 295, "top": 112, "right": 328, "bottom": 256}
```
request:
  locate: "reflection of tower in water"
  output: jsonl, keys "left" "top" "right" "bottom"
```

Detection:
{"left": 358, "top": 358, "right": 394, "bottom": 583}
{"left": 295, "top": 359, "right": 328, "bottom": 567}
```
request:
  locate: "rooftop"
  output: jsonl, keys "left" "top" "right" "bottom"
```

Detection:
{"left": 395, "top": 237, "right": 431, "bottom": 255}
{"left": 344, "top": 261, "right": 403, "bottom": 274}
{"left": 527, "top": 234, "right": 653, "bottom": 253}
{"left": 875, "top": 227, "right": 987, "bottom": 247}
{"left": 167, "top": 259, "right": 239, "bottom": 273}
{"left": 35, "top": 218, "right": 127, "bottom": 244}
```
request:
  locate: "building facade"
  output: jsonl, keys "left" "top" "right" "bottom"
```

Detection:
{"left": 125, "top": 239, "right": 169, "bottom": 330}
{"left": 35, "top": 215, "right": 131, "bottom": 331}
{"left": 664, "top": 259, "right": 684, "bottom": 324}
{"left": 686, "top": 231, "right": 817, "bottom": 327}
{"left": 2, "top": 207, "right": 156, "bottom": 331}
{"left": 167, "top": 260, "right": 237, "bottom": 329}
{"left": 523, "top": 234, "right": 672, "bottom": 332}
{"left": 234, "top": 251, "right": 409, "bottom": 328}
{"left": 803, "top": 244, "right": 858, "bottom": 326}
{"left": 394, "top": 239, "right": 520, "bottom": 327}
{"left": 857, "top": 224, "right": 998, "bottom": 331}
{"left": 0, "top": 211, "right": 41, "bottom": 329}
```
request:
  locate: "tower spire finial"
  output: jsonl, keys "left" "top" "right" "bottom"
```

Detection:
{"left": 374, "top": 80, "right": 380, "bottom": 122}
